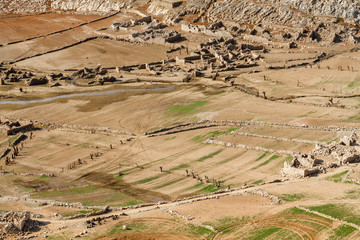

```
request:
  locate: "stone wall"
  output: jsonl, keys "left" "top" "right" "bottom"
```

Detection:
{"left": 6, "top": 124, "right": 33, "bottom": 136}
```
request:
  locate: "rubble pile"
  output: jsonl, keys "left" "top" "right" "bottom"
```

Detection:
{"left": 312, "top": 132, "right": 360, "bottom": 164}
{"left": 72, "top": 65, "right": 118, "bottom": 85}
{"left": 0, "top": 211, "right": 36, "bottom": 237}
{"left": 282, "top": 132, "right": 360, "bottom": 178}
{"left": 0, "top": 64, "right": 71, "bottom": 87}
{"left": 198, "top": 37, "right": 262, "bottom": 70}
{"left": 181, "top": 21, "right": 233, "bottom": 38}
{"left": 0, "top": 117, "right": 33, "bottom": 136}
{"left": 0, "top": 66, "right": 33, "bottom": 85}
{"left": 129, "top": 28, "right": 182, "bottom": 44}
{"left": 110, "top": 16, "right": 154, "bottom": 31}
{"left": 282, "top": 153, "right": 324, "bottom": 178}
{"left": 111, "top": 16, "right": 183, "bottom": 45}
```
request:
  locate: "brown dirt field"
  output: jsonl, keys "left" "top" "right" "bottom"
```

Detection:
{"left": 16, "top": 38, "right": 170, "bottom": 70}
{"left": 0, "top": 13, "right": 99, "bottom": 44}
{"left": 171, "top": 194, "right": 272, "bottom": 223}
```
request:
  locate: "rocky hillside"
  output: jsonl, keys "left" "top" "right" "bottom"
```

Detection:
{"left": 207, "top": 0, "right": 360, "bottom": 25}
{"left": 1, "top": 0, "right": 360, "bottom": 26}
{"left": 50, "top": 0, "right": 128, "bottom": 13}
{"left": 0, "top": 0, "right": 135, "bottom": 14}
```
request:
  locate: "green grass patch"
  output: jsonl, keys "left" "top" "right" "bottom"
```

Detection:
{"left": 192, "top": 131, "right": 224, "bottom": 142}
{"left": 207, "top": 216, "right": 247, "bottom": 230}
{"left": 308, "top": 204, "right": 360, "bottom": 225}
{"left": 8, "top": 136, "right": 18, "bottom": 144}
{"left": 134, "top": 175, "right": 161, "bottom": 184}
{"left": 326, "top": 138, "right": 338, "bottom": 144}
{"left": 217, "top": 153, "right": 244, "bottom": 165}
{"left": 243, "top": 227, "right": 281, "bottom": 240}
{"left": 345, "top": 189, "right": 360, "bottom": 199}
{"left": 74, "top": 142, "right": 90, "bottom": 148}
{"left": 39, "top": 175, "right": 49, "bottom": 179}
{"left": 347, "top": 114, "right": 360, "bottom": 123}
{"left": 330, "top": 224, "right": 357, "bottom": 239}
{"left": 182, "top": 182, "right": 204, "bottom": 192}
{"left": 170, "top": 164, "right": 189, "bottom": 171}
{"left": 326, "top": 170, "right": 348, "bottom": 183}
{"left": 284, "top": 155, "right": 293, "bottom": 163}
{"left": 33, "top": 186, "right": 98, "bottom": 198}
{"left": 255, "top": 152, "right": 269, "bottom": 161}
{"left": 187, "top": 223, "right": 214, "bottom": 238}
{"left": 196, "top": 184, "right": 220, "bottom": 193}
{"left": 168, "top": 101, "right": 208, "bottom": 115}
{"left": 225, "top": 127, "right": 240, "bottom": 133}
{"left": 62, "top": 209, "right": 100, "bottom": 217}
{"left": 114, "top": 200, "right": 144, "bottom": 207}
{"left": 110, "top": 222, "right": 147, "bottom": 234}
{"left": 196, "top": 149, "right": 222, "bottom": 162}
{"left": 192, "top": 127, "right": 241, "bottom": 142}
{"left": 283, "top": 207, "right": 331, "bottom": 222}
{"left": 154, "top": 178, "right": 185, "bottom": 189}
{"left": 348, "top": 81, "right": 355, "bottom": 88}
{"left": 347, "top": 79, "right": 360, "bottom": 89}
{"left": 252, "top": 179, "right": 263, "bottom": 185}
{"left": 251, "top": 154, "right": 280, "bottom": 170}
{"left": 281, "top": 193, "right": 305, "bottom": 202}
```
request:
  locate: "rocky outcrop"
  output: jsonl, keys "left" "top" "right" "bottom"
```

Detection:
{"left": 181, "top": 22, "right": 233, "bottom": 38}
{"left": 61, "top": 206, "right": 109, "bottom": 220}
{"left": 8, "top": 124, "right": 33, "bottom": 136}
{"left": 0, "top": 0, "right": 50, "bottom": 14}
{"left": 207, "top": 0, "right": 360, "bottom": 25}
{"left": 0, "top": 211, "right": 30, "bottom": 233}
{"left": 50, "top": 0, "right": 126, "bottom": 13}
{"left": 25, "top": 77, "right": 48, "bottom": 86}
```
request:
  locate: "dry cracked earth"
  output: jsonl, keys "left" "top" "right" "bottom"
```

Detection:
{"left": 1, "top": 0, "right": 360, "bottom": 239}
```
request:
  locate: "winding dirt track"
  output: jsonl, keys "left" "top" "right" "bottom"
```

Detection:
{"left": 212, "top": 214, "right": 335, "bottom": 240}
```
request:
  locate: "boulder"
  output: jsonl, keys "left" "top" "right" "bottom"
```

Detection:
{"left": 26, "top": 77, "right": 48, "bottom": 86}
{"left": 348, "top": 35, "right": 360, "bottom": 44}
{"left": 289, "top": 42, "right": 298, "bottom": 49}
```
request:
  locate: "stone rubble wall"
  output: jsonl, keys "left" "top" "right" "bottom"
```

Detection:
{"left": 60, "top": 206, "right": 109, "bottom": 220}
{"left": 50, "top": 0, "right": 126, "bottom": 13}
{"left": 296, "top": 206, "right": 360, "bottom": 230}
{"left": 343, "top": 169, "right": 360, "bottom": 184}
{"left": 35, "top": 121, "right": 135, "bottom": 136}
{"left": 6, "top": 124, "right": 33, "bottom": 136}
{"left": 145, "top": 119, "right": 358, "bottom": 136}
{"left": 181, "top": 23, "right": 233, "bottom": 38}
{"left": 205, "top": 138, "right": 298, "bottom": 155}
{"left": 12, "top": 134, "right": 27, "bottom": 146}
{"left": 0, "top": 148, "right": 10, "bottom": 159}
{"left": 244, "top": 189, "right": 285, "bottom": 205}
{"left": 221, "top": 130, "right": 321, "bottom": 145}
{"left": 2, "top": 116, "right": 135, "bottom": 136}
{"left": 165, "top": 208, "right": 218, "bottom": 232}
{"left": 147, "top": 124, "right": 218, "bottom": 137}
